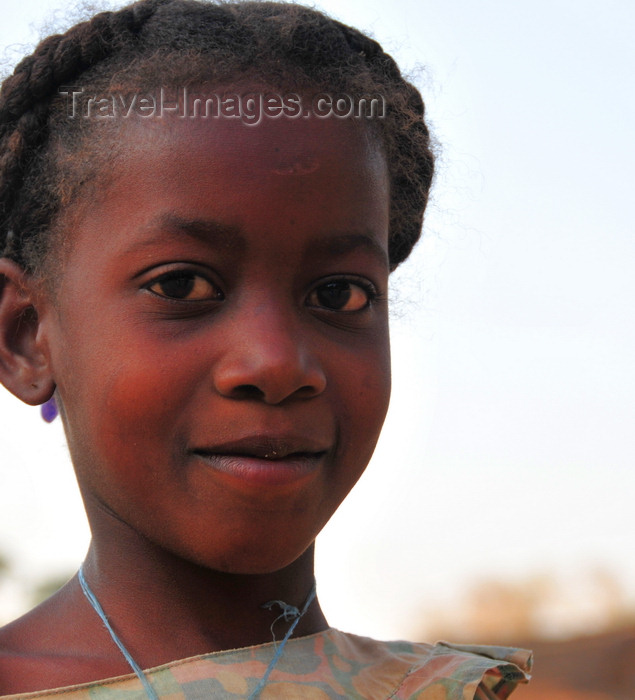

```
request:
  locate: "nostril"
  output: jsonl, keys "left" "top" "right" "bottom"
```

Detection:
{"left": 296, "top": 385, "right": 320, "bottom": 398}
{"left": 213, "top": 349, "right": 327, "bottom": 404}
{"left": 232, "top": 384, "right": 265, "bottom": 400}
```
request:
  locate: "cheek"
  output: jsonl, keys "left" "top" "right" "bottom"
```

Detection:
{"left": 99, "top": 352, "right": 191, "bottom": 444}
{"left": 333, "top": 339, "right": 391, "bottom": 465}
{"left": 58, "top": 331, "right": 189, "bottom": 468}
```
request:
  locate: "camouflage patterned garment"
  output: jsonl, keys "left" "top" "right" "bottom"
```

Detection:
{"left": 1, "top": 629, "right": 532, "bottom": 699}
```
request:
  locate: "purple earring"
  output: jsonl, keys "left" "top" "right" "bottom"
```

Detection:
{"left": 41, "top": 395, "right": 59, "bottom": 423}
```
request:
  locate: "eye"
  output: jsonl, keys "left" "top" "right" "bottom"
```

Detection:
{"left": 308, "top": 279, "right": 375, "bottom": 311}
{"left": 148, "top": 271, "right": 223, "bottom": 301}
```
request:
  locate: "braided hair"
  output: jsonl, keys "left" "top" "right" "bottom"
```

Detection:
{"left": 0, "top": 0, "right": 434, "bottom": 275}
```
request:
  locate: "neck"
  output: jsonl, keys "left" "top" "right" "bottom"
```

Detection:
{"left": 76, "top": 532, "right": 327, "bottom": 670}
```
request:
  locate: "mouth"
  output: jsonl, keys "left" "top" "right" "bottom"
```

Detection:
{"left": 191, "top": 436, "right": 330, "bottom": 487}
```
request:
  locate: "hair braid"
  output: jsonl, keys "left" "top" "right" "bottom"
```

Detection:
{"left": 1, "top": 0, "right": 435, "bottom": 272}
{"left": 0, "top": 0, "right": 174, "bottom": 264}
{"left": 333, "top": 20, "right": 434, "bottom": 266}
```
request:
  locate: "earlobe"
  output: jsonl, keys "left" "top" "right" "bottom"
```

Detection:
{"left": 0, "top": 258, "right": 55, "bottom": 406}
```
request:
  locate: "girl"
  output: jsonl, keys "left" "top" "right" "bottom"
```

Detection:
{"left": 0, "top": 0, "right": 531, "bottom": 697}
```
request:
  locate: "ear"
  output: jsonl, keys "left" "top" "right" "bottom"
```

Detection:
{"left": 0, "top": 258, "right": 55, "bottom": 405}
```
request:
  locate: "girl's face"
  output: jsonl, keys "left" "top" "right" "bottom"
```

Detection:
{"left": 43, "top": 108, "right": 391, "bottom": 574}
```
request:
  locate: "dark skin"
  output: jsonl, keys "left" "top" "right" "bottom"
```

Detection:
{"left": 0, "top": 546, "right": 324, "bottom": 690}
{"left": 0, "top": 105, "right": 391, "bottom": 693}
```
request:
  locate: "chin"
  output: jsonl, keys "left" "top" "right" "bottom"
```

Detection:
{"left": 177, "top": 535, "right": 315, "bottom": 577}
{"left": 213, "top": 548, "right": 311, "bottom": 576}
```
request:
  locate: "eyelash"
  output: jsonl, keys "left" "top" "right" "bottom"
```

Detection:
{"left": 144, "top": 269, "right": 379, "bottom": 312}
{"left": 146, "top": 269, "right": 224, "bottom": 302}
{"left": 307, "top": 277, "right": 378, "bottom": 312}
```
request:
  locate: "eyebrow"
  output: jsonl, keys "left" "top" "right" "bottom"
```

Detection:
{"left": 131, "top": 213, "right": 246, "bottom": 252}
{"left": 130, "top": 214, "right": 388, "bottom": 267}
{"left": 306, "top": 233, "right": 389, "bottom": 269}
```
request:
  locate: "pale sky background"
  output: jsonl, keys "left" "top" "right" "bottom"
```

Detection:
{"left": 1, "top": 0, "right": 634, "bottom": 641}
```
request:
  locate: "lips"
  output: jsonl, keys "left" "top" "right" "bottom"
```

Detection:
{"left": 191, "top": 435, "right": 330, "bottom": 487}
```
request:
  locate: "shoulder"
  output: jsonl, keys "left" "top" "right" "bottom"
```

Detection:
{"left": 318, "top": 630, "right": 532, "bottom": 699}
{"left": 0, "top": 628, "right": 532, "bottom": 699}
{"left": 0, "top": 588, "right": 126, "bottom": 697}
{"left": 172, "top": 629, "right": 531, "bottom": 700}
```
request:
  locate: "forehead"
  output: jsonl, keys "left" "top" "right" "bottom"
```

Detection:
{"left": 106, "top": 107, "right": 384, "bottom": 221}
{"left": 59, "top": 106, "right": 390, "bottom": 276}
{"left": 120, "top": 105, "right": 386, "bottom": 184}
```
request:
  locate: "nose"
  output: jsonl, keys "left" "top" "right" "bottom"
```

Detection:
{"left": 212, "top": 305, "right": 327, "bottom": 405}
